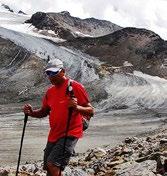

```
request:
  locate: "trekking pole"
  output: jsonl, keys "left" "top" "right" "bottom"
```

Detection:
{"left": 63, "top": 81, "right": 75, "bottom": 152}
{"left": 16, "top": 114, "right": 28, "bottom": 176}
{"left": 59, "top": 81, "right": 74, "bottom": 176}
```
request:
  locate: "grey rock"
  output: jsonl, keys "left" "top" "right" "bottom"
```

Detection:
{"left": 160, "top": 138, "right": 167, "bottom": 144}
{"left": 116, "top": 160, "right": 157, "bottom": 176}
{"left": 125, "top": 137, "right": 135, "bottom": 144}
{"left": 85, "top": 168, "right": 95, "bottom": 175}
{"left": 0, "top": 169, "right": 9, "bottom": 176}
{"left": 63, "top": 168, "right": 88, "bottom": 176}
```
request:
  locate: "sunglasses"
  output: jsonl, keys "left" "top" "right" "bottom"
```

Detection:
{"left": 45, "top": 70, "right": 60, "bottom": 77}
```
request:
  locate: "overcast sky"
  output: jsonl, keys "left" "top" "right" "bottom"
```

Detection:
{"left": 1, "top": 0, "right": 167, "bottom": 40}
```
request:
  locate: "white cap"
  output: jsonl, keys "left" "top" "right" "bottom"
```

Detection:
{"left": 45, "top": 59, "right": 64, "bottom": 72}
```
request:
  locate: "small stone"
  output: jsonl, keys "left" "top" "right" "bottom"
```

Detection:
{"left": 138, "top": 143, "right": 143, "bottom": 148}
{"left": 160, "top": 138, "right": 167, "bottom": 144}
{"left": 107, "top": 159, "right": 124, "bottom": 168}
{"left": 125, "top": 137, "right": 133, "bottom": 144}
{"left": 162, "top": 151, "right": 167, "bottom": 157}
{"left": 78, "top": 160, "right": 87, "bottom": 166}
{"left": 121, "top": 147, "right": 132, "bottom": 155}
{"left": 94, "top": 148, "right": 107, "bottom": 158}
{"left": 115, "top": 160, "right": 157, "bottom": 176}
{"left": 0, "top": 169, "right": 9, "bottom": 176}
{"left": 85, "top": 168, "right": 95, "bottom": 175}
{"left": 146, "top": 137, "right": 152, "bottom": 142}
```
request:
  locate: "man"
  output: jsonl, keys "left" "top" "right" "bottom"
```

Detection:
{"left": 23, "top": 59, "right": 94, "bottom": 176}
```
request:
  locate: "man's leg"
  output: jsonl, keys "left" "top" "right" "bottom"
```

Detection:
{"left": 46, "top": 136, "right": 78, "bottom": 176}
{"left": 47, "top": 162, "right": 62, "bottom": 176}
{"left": 43, "top": 142, "right": 55, "bottom": 176}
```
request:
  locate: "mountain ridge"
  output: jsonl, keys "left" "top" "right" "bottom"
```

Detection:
{"left": 61, "top": 27, "right": 167, "bottom": 78}
{"left": 25, "top": 11, "right": 122, "bottom": 40}
{"left": 1, "top": 8, "right": 167, "bottom": 108}
{"left": 0, "top": 3, "right": 27, "bottom": 15}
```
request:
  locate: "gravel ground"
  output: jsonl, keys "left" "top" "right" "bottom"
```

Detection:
{"left": 0, "top": 103, "right": 166, "bottom": 167}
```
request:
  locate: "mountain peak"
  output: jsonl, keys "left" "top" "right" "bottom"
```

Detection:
{"left": 1, "top": 3, "right": 14, "bottom": 12}
{"left": 60, "top": 11, "right": 71, "bottom": 16}
{"left": 0, "top": 3, "right": 26, "bottom": 15}
{"left": 25, "top": 11, "right": 121, "bottom": 40}
{"left": 18, "top": 10, "right": 27, "bottom": 15}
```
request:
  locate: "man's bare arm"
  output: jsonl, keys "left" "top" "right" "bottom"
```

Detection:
{"left": 68, "top": 98, "right": 94, "bottom": 119}
{"left": 23, "top": 104, "right": 50, "bottom": 118}
{"left": 76, "top": 103, "right": 94, "bottom": 118}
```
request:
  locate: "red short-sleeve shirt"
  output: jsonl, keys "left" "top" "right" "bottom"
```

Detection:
{"left": 42, "top": 78, "right": 90, "bottom": 142}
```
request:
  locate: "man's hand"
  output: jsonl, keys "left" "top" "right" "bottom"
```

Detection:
{"left": 68, "top": 98, "right": 94, "bottom": 117}
{"left": 23, "top": 104, "right": 33, "bottom": 116}
{"left": 68, "top": 97, "right": 78, "bottom": 109}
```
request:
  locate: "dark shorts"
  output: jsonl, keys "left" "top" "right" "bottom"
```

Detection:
{"left": 43, "top": 136, "right": 78, "bottom": 171}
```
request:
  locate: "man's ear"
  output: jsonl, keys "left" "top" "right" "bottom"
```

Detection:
{"left": 61, "top": 68, "right": 65, "bottom": 73}
{"left": 59, "top": 69, "right": 65, "bottom": 76}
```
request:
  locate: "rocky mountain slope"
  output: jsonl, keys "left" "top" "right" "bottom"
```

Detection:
{"left": 0, "top": 37, "right": 48, "bottom": 104}
{"left": 61, "top": 27, "right": 167, "bottom": 78}
{"left": 25, "top": 11, "right": 121, "bottom": 40}
{"left": 1, "top": 8, "right": 167, "bottom": 108}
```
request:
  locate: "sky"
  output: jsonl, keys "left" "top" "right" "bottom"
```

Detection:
{"left": 0, "top": 0, "right": 167, "bottom": 40}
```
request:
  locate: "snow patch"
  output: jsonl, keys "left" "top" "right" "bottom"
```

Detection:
{"left": 123, "top": 61, "right": 133, "bottom": 66}
{"left": 0, "top": 11, "right": 64, "bottom": 43}
{"left": 98, "top": 70, "right": 167, "bottom": 110}
{"left": 75, "top": 31, "right": 93, "bottom": 37}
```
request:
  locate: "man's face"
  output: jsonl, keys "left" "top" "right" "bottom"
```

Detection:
{"left": 46, "top": 70, "right": 65, "bottom": 85}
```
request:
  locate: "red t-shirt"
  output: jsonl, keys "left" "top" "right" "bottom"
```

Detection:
{"left": 42, "top": 78, "right": 90, "bottom": 142}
